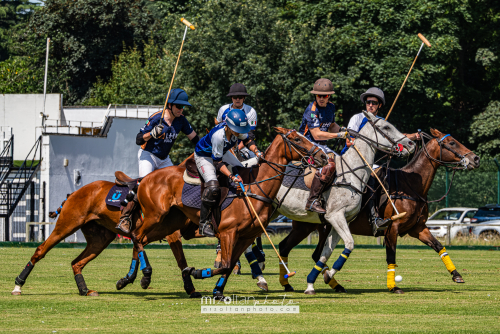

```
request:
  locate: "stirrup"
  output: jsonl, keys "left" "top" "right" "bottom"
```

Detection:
{"left": 375, "top": 218, "right": 392, "bottom": 231}
{"left": 306, "top": 199, "right": 326, "bottom": 213}
{"left": 199, "top": 222, "right": 215, "bottom": 237}
{"left": 117, "top": 217, "right": 132, "bottom": 234}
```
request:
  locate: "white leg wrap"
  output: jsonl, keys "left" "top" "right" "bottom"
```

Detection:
{"left": 257, "top": 276, "right": 267, "bottom": 284}
{"left": 305, "top": 283, "right": 315, "bottom": 292}
{"left": 12, "top": 285, "right": 22, "bottom": 294}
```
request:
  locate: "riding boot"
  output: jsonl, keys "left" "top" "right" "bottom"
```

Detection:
{"left": 305, "top": 159, "right": 336, "bottom": 214}
{"left": 199, "top": 180, "right": 221, "bottom": 237}
{"left": 117, "top": 193, "right": 137, "bottom": 234}
{"left": 367, "top": 176, "right": 392, "bottom": 236}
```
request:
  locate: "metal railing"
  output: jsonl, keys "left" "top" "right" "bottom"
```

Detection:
{"left": 0, "top": 134, "right": 13, "bottom": 183}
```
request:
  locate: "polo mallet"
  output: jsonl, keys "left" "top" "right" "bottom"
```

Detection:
{"left": 237, "top": 180, "right": 296, "bottom": 279}
{"left": 385, "top": 33, "right": 431, "bottom": 120}
{"left": 351, "top": 144, "right": 406, "bottom": 221}
{"left": 161, "top": 18, "right": 196, "bottom": 119}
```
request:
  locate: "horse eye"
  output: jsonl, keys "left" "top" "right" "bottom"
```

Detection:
{"left": 294, "top": 137, "right": 301, "bottom": 142}
{"left": 449, "top": 141, "right": 455, "bottom": 146}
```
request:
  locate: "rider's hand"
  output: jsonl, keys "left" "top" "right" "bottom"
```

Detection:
{"left": 151, "top": 124, "right": 164, "bottom": 139}
{"left": 255, "top": 151, "right": 265, "bottom": 161}
{"left": 339, "top": 126, "right": 347, "bottom": 132}
{"left": 232, "top": 174, "right": 243, "bottom": 184}
{"left": 337, "top": 131, "right": 349, "bottom": 139}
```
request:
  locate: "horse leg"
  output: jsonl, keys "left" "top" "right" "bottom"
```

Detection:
{"left": 11, "top": 209, "right": 86, "bottom": 296}
{"left": 116, "top": 247, "right": 139, "bottom": 291}
{"left": 409, "top": 226, "right": 464, "bottom": 283}
{"left": 242, "top": 243, "right": 268, "bottom": 291}
{"left": 313, "top": 211, "right": 353, "bottom": 295}
{"left": 212, "top": 237, "right": 254, "bottom": 300}
{"left": 385, "top": 223, "right": 403, "bottom": 294}
{"left": 305, "top": 226, "right": 342, "bottom": 295}
{"left": 71, "top": 221, "right": 116, "bottom": 296}
{"left": 166, "top": 230, "right": 203, "bottom": 298}
{"left": 278, "top": 221, "right": 318, "bottom": 292}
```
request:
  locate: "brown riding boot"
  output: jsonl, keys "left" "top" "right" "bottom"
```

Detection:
{"left": 305, "top": 159, "right": 336, "bottom": 214}
{"left": 117, "top": 201, "right": 136, "bottom": 234}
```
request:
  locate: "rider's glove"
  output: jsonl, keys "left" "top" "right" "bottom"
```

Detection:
{"left": 337, "top": 131, "right": 349, "bottom": 139}
{"left": 151, "top": 124, "right": 165, "bottom": 139}
{"left": 256, "top": 151, "right": 265, "bottom": 161}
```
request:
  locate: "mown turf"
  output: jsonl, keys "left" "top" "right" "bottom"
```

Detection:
{"left": 1, "top": 247, "right": 499, "bottom": 333}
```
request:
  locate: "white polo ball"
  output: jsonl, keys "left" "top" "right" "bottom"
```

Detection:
{"left": 395, "top": 275, "right": 403, "bottom": 282}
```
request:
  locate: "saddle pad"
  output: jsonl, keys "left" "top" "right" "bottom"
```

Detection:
{"left": 183, "top": 169, "right": 201, "bottom": 185}
{"left": 105, "top": 184, "right": 129, "bottom": 208}
{"left": 181, "top": 183, "right": 235, "bottom": 211}
{"left": 282, "top": 163, "right": 315, "bottom": 191}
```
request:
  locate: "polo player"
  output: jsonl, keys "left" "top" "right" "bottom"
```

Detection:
{"left": 116, "top": 88, "right": 199, "bottom": 233}
{"left": 299, "top": 78, "right": 348, "bottom": 214}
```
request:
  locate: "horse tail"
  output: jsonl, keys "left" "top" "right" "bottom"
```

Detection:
{"left": 48, "top": 193, "right": 73, "bottom": 218}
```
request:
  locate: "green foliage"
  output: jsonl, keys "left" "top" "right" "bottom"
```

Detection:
{"left": 0, "top": 55, "right": 42, "bottom": 93}
{"left": 469, "top": 100, "right": 500, "bottom": 158}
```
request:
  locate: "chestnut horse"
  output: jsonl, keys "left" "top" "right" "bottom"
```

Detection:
{"left": 277, "top": 129, "right": 480, "bottom": 294}
{"left": 129, "top": 127, "right": 327, "bottom": 299}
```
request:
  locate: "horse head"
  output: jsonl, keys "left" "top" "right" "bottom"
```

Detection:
{"left": 273, "top": 127, "right": 327, "bottom": 168}
{"left": 361, "top": 111, "right": 415, "bottom": 157}
{"left": 427, "top": 128, "right": 480, "bottom": 170}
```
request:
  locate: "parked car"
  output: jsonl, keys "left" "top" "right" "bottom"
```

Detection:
{"left": 427, "top": 207, "right": 477, "bottom": 239}
{"left": 470, "top": 220, "right": 500, "bottom": 241}
{"left": 266, "top": 215, "right": 293, "bottom": 235}
{"left": 471, "top": 204, "right": 500, "bottom": 223}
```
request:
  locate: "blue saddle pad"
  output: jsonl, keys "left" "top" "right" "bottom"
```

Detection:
{"left": 182, "top": 183, "right": 236, "bottom": 211}
{"left": 106, "top": 185, "right": 129, "bottom": 208}
{"left": 282, "top": 165, "right": 310, "bottom": 191}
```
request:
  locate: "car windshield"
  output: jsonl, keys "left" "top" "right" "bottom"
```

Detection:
{"left": 474, "top": 209, "right": 500, "bottom": 218}
{"left": 429, "top": 211, "right": 463, "bottom": 221}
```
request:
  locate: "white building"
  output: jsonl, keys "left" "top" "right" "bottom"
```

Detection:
{"left": 0, "top": 94, "right": 161, "bottom": 242}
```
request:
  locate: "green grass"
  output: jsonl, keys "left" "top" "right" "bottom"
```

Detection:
{"left": 1, "top": 247, "right": 499, "bottom": 333}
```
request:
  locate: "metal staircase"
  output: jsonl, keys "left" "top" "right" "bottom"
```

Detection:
{"left": 0, "top": 136, "right": 42, "bottom": 241}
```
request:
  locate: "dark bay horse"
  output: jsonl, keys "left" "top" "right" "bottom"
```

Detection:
{"left": 129, "top": 128, "right": 327, "bottom": 299}
{"left": 277, "top": 129, "right": 480, "bottom": 294}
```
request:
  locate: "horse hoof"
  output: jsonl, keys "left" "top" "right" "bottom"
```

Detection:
{"left": 213, "top": 293, "right": 226, "bottom": 301}
{"left": 284, "top": 284, "right": 294, "bottom": 292}
{"left": 116, "top": 277, "right": 131, "bottom": 290}
{"left": 257, "top": 282, "right": 268, "bottom": 292}
{"left": 190, "top": 291, "right": 202, "bottom": 298}
{"left": 304, "top": 289, "right": 316, "bottom": 295}
{"left": 87, "top": 290, "right": 99, "bottom": 296}
{"left": 140, "top": 277, "right": 151, "bottom": 290}
{"left": 391, "top": 287, "right": 404, "bottom": 294}
{"left": 451, "top": 270, "right": 465, "bottom": 283}
{"left": 334, "top": 284, "right": 347, "bottom": 293}
{"left": 11, "top": 291, "right": 21, "bottom": 296}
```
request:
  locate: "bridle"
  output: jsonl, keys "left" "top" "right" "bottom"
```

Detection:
{"left": 419, "top": 131, "right": 474, "bottom": 170}
{"left": 348, "top": 117, "right": 409, "bottom": 158}
{"left": 280, "top": 129, "right": 323, "bottom": 165}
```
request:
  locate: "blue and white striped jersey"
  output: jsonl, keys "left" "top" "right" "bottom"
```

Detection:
{"left": 195, "top": 123, "right": 248, "bottom": 161}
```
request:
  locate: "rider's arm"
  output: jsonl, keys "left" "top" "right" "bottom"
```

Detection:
{"left": 187, "top": 131, "right": 200, "bottom": 145}
{"left": 309, "top": 127, "right": 345, "bottom": 141}
{"left": 404, "top": 133, "right": 420, "bottom": 141}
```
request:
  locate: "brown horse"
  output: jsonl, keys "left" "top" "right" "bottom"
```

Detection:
{"left": 128, "top": 127, "right": 327, "bottom": 299}
{"left": 277, "top": 129, "right": 480, "bottom": 294}
{"left": 10, "top": 175, "right": 206, "bottom": 297}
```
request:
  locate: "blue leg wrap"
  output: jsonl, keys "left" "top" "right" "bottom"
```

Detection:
{"left": 252, "top": 242, "right": 265, "bottom": 263}
{"left": 138, "top": 251, "right": 147, "bottom": 271}
{"left": 202, "top": 268, "right": 212, "bottom": 278}
{"left": 307, "top": 261, "right": 325, "bottom": 283}
{"left": 213, "top": 277, "right": 227, "bottom": 295}
{"left": 127, "top": 259, "right": 138, "bottom": 278}
{"left": 332, "top": 248, "right": 352, "bottom": 271}
{"left": 245, "top": 251, "right": 263, "bottom": 277}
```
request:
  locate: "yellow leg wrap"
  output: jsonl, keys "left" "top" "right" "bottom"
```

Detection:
{"left": 328, "top": 276, "right": 339, "bottom": 289}
{"left": 387, "top": 264, "right": 398, "bottom": 291}
{"left": 439, "top": 247, "right": 456, "bottom": 273}
{"left": 279, "top": 256, "right": 289, "bottom": 286}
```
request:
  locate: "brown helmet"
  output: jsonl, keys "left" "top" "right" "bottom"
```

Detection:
{"left": 310, "top": 78, "right": 335, "bottom": 95}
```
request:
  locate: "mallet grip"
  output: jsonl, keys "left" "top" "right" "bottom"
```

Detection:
{"left": 181, "top": 18, "right": 195, "bottom": 30}
{"left": 418, "top": 33, "right": 431, "bottom": 47}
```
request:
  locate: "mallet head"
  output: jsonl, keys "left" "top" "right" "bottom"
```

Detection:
{"left": 181, "top": 18, "right": 195, "bottom": 30}
{"left": 284, "top": 271, "right": 296, "bottom": 279}
{"left": 418, "top": 33, "right": 431, "bottom": 47}
{"left": 391, "top": 212, "right": 407, "bottom": 221}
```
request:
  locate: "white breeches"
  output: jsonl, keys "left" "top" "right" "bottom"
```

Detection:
{"left": 138, "top": 149, "right": 173, "bottom": 178}
{"left": 194, "top": 151, "right": 244, "bottom": 183}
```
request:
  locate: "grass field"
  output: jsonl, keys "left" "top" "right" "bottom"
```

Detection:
{"left": 1, "top": 247, "right": 499, "bottom": 333}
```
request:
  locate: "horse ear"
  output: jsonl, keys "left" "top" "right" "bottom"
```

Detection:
{"left": 362, "top": 110, "right": 376, "bottom": 121}
{"left": 429, "top": 128, "right": 442, "bottom": 138}
{"left": 274, "top": 127, "right": 287, "bottom": 134}
{"left": 214, "top": 117, "right": 219, "bottom": 125}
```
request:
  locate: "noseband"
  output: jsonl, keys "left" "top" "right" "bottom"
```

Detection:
{"left": 280, "top": 129, "right": 322, "bottom": 164}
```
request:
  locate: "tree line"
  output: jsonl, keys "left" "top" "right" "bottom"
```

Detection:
{"left": 1, "top": 0, "right": 499, "bottom": 163}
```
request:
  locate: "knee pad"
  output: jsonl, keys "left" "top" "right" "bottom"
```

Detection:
{"left": 202, "top": 181, "right": 221, "bottom": 204}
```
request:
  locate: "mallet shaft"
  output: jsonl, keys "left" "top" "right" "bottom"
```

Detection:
{"left": 238, "top": 182, "right": 295, "bottom": 276}
{"left": 352, "top": 144, "right": 404, "bottom": 219}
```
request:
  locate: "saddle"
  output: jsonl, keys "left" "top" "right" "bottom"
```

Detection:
{"left": 115, "top": 171, "right": 142, "bottom": 191}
